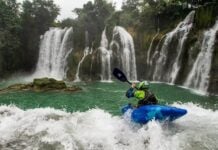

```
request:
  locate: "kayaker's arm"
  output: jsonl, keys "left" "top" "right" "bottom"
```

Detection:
{"left": 126, "top": 88, "right": 135, "bottom": 98}
{"left": 126, "top": 83, "right": 137, "bottom": 98}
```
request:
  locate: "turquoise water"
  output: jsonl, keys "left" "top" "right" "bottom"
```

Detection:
{"left": 0, "top": 81, "right": 217, "bottom": 114}
{"left": 0, "top": 81, "right": 218, "bottom": 150}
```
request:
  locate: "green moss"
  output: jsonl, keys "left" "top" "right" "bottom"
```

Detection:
{"left": 0, "top": 78, "right": 82, "bottom": 94}
{"left": 33, "top": 78, "right": 66, "bottom": 89}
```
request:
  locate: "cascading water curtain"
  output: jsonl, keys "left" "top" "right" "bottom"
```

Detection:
{"left": 111, "top": 26, "right": 137, "bottom": 81}
{"left": 34, "top": 27, "right": 73, "bottom": 80}
{"left": 184, "top": 20, "right": 218, "bottom": 93}
{"left": 99, "top": 28, "right": 112, "bottom": 82}
{"left": 152, "top": 11, "right": 195, "bottom": 83}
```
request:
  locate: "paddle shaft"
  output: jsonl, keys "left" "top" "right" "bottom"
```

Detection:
{"left": 126, "top": 80, "right": 132, "bottom": 85}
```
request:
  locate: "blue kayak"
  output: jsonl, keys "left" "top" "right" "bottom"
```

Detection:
{"left": 121, "top": 104, "right": 187, "bottom": 124}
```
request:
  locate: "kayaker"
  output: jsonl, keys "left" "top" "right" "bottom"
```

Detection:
{"left": 126, "top": 81, "right": 158, "bottom": 107}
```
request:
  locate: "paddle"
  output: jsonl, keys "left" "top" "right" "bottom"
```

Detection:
{"left": 112, "top": 68, "right": 132, "bottom": 85}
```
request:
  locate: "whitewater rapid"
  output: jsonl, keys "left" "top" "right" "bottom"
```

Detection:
{"left": 0, "top": 103, "right": 217, "bottom": 150}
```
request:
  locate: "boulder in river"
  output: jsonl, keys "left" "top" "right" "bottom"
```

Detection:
{"left": 0, "top": 78, "right": 81, "bottom": 93}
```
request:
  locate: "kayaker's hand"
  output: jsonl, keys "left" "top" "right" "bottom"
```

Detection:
{"left": 131, "top": 83, "right": 136, "bottom": 88}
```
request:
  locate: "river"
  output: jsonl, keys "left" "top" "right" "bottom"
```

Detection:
{"left": 0, "top": 81, "right": 217, "bottom": 150}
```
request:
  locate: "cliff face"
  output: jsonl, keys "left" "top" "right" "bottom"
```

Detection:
{"left": 209, "top": 32, "right": 218, "bottom": 95}
{"left": 1, "top": 0, "right": 217, "bottom": 96}
{"left": 132, "top": 20, "right": 218, "bottom": 95}
{"left": 64, "top": 6, "right": 218, "bottom": 95}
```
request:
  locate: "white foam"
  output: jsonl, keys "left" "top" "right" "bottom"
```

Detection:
{"left": 100, "top": 80, "right": 113, "bottom": 83}
{"left": 0, "top": 104, "right": 217, "bottom": 150}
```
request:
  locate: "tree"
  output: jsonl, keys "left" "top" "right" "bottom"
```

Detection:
{"left": 122, "top": 0, "right": 141, "bottom": 11}
{"left": 20, "top": 0, "right": 59, "bottom": 71}
{"left": 0, "top": 0, "right": 21, "bottom": 76}
{"left": 59, "top": 18, "right": 74, "bottom": 27}
{"left": 73, "top": 0, "right": 115, "bottom": 48}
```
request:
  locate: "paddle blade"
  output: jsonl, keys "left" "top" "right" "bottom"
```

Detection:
{"left": 113, "top": 68, "right": 127, "bottom": 82}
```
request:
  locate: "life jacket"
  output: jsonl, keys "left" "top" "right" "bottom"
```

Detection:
{"left": 134, "top": 90, "right": 149, "bottom": 100}
{"left": 134, "top": 89, "right": 158, "bottom": 105}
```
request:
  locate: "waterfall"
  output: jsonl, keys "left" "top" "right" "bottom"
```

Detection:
{"left": 99, "top": 29, "right": 112, "bottom": 81}
{"left": 150, "top": 35, "right": 166, "bottom": 66}
{"left": 98, "top": 26, "right": 137, "bottom": 81}
{"left": 153, "top": 11, "right": 195, "bottom": 82}
{"left": 147, "top": 34, "right": 166, "bottom": 79}
{"left": 169, "top": 11, "right": 195, "bottom": 83}
{"left": 111, "top": 26, "right": 137, "bottom": 81}
{"left": 74, "top": 47, "right": 92, "bottom": 82}
{"left": 147, "top": 30, "right": 159, "bottom": 65}
{"left": 184, "top": 20, "right": 218, "bottom": 93}
{"left": 74, "top": 31, "right": 92, "bottom": 82}
{"left": 34, "top": 27, "right": 73, "bottom": 80}
{"left": 100, "top": 48, "right": 112, "bottom": 82}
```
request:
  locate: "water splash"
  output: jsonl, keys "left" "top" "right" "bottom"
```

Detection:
{"left": 153, "top": 11, "right": 195, "bottom": 82}
{"left": 184, "top": 20, "right": 218, "bottom": 93}
{"left": 33, "top": 27, "right": 73, "bottom": 80}
{"left": 0, "top": 104, "right": 217, "bottom": 150}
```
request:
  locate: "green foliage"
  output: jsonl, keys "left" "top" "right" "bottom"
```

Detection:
{"left": 58, "top": 18, "right": 74, "bottom": 27}
{"left": 21, "top": 0, "right": 59, "bottom": 34}
{"left": 0, "top": 0, "right": 22, "bottom": 76}
{"left": 108, "top": 0, "right": 141, "bottom": 27}
{"left": 20, "top": 0, "right": 59, "bottom": 71}
{"left": 73, "top": 0, "right": 115, "bottom": 49}
{"left": 195, "top": 4, "right": 217, "bottom": 29}
{"left": 0, "top": 0, "right": 59, "bottom": 77}
{"left": 106, "top": 0, "right": 192, "bottom": 34}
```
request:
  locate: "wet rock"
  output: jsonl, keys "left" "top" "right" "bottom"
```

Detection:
{"left": 33, "top": 78, "right": 67, "bottom": 90}
{"left": 0, "top": 78, "right": 81, "bottom": 93}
